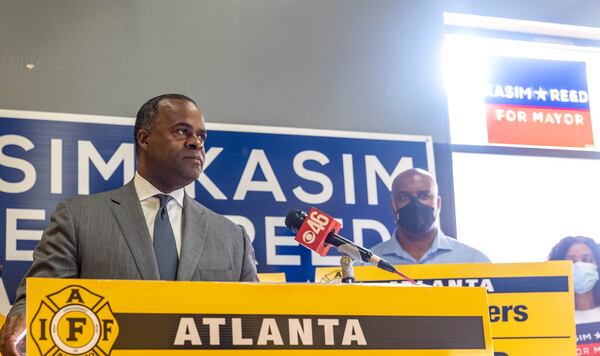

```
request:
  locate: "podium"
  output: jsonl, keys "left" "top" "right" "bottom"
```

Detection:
{"left": 25, "top": 278, "right": 493, "bottom": 355}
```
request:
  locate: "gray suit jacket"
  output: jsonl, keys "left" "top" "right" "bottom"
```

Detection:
{"left": 8, "top": 181, "right": 258, "bottom": 316}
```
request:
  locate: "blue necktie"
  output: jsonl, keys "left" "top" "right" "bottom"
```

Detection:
{"left": 153, "top": 194, "right": 179, "bottom": 280}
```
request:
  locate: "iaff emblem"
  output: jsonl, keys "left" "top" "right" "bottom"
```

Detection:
{"left": 30, "top": 285, "right": 119, "bottom": 355}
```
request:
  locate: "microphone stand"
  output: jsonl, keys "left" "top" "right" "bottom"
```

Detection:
{"left": 340, "top": 254, "right": 355, "bottom": 283}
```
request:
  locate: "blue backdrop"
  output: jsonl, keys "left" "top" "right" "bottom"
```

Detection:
{"left": 0, "top": 110, "right": 434, "bottom": 304}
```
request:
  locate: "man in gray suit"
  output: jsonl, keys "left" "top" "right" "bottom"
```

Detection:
{"left": 0, "top": 94, "right": 258, "bottom": 355}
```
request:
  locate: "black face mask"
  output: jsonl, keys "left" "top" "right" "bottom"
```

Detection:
{"left": 395, "top": 196, "right": 436, "bottom": 234}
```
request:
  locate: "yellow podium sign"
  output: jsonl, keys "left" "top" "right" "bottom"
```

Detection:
{"left": 316, "top": 261, "right": 576, "bottom": 356}
{"left": 257, "top": 272, "right": 287, "bottom": 282}
{"left": 27, "top": 278, "right": 492, "bottom": 355}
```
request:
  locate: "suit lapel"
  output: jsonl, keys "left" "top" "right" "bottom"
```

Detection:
{"left": 110, "top": 181, "right": 160, "bottom": 280}
{"left": 177, "top": 195, "right": 208, "bottom": 281}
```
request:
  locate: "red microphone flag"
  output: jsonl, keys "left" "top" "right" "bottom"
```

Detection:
{"left": 294, "top": 207, "right": 342, "bottom": 256}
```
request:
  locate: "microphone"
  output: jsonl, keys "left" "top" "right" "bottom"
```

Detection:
{"left": 285, "top": 208, "right": 415, "bottom": 282}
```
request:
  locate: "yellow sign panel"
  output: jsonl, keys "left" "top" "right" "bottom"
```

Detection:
{"left": 316, "top": 261, "right": 576, "bottom": 356}
{"left": 27, "top": 278, "right": 492, "bottom": 355}
{"left": 257, "top": 272, "right": 287, "bottom": 283}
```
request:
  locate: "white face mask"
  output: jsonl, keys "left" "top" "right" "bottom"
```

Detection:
{"left": 573, "top": 261, "right": 599, "bottom": 294}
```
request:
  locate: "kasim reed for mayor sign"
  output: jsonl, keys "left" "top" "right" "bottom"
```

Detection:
{"left": 0, "top": 109, "right": 434, "bottom": 309}
{"left": 485, "top": 57, "right": 593, "bottom": 148}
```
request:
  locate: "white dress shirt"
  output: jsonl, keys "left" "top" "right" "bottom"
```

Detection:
{"left": 134, "top": 172, "right": 184, "bottom": 257}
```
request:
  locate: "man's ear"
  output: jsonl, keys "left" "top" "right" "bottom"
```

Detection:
{"left": 437, "top": 195, "right": 442, "bottom": 211}
{"left": 137, "top": 128, "right": 151, "bottom": 151}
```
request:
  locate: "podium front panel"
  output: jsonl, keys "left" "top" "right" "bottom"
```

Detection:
{"left": 27, "top": 278, "right": 492, "bottom": 355}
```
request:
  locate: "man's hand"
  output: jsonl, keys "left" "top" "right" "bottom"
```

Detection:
{"left": 0, "top": 313, "right": 26, "bottom": 356}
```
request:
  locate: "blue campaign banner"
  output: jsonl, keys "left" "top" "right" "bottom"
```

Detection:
{"left": 485, "top": 56, "right": 590, "bottom": 110}
{"left": 577, "top": 322, "right": 600, "bottom": 355}
{"left": 0, "top": 109, "right": 434, "bottom": 308}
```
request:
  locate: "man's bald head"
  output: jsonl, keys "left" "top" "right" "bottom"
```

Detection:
{"left": 392, "top": 168, "right": 438, "bottom": 198}
{"left": 391, "top": 168, "right": 441, "bottom": 236}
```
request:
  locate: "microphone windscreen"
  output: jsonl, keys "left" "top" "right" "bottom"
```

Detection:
{"left": 284, "top": 210, "right": 307, "bottom": 232}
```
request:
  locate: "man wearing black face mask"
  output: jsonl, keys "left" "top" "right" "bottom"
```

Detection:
{"left": 369, "top": 168, "right": 490, "bottom": 264}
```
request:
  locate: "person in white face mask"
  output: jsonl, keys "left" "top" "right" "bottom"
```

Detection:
{"left": 548, "top": 236, "right": 600, "bottom": 324}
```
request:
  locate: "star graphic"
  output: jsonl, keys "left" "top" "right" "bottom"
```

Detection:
{"left": 534, "top": 86, "right": 548, "bottom": 101}
{"left": 595, "top": 331, "right": 600, "bottom": 339}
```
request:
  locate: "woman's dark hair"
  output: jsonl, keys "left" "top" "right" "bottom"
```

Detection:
{"left": 549, "top": 236, "right": 600, "bottom": 302}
